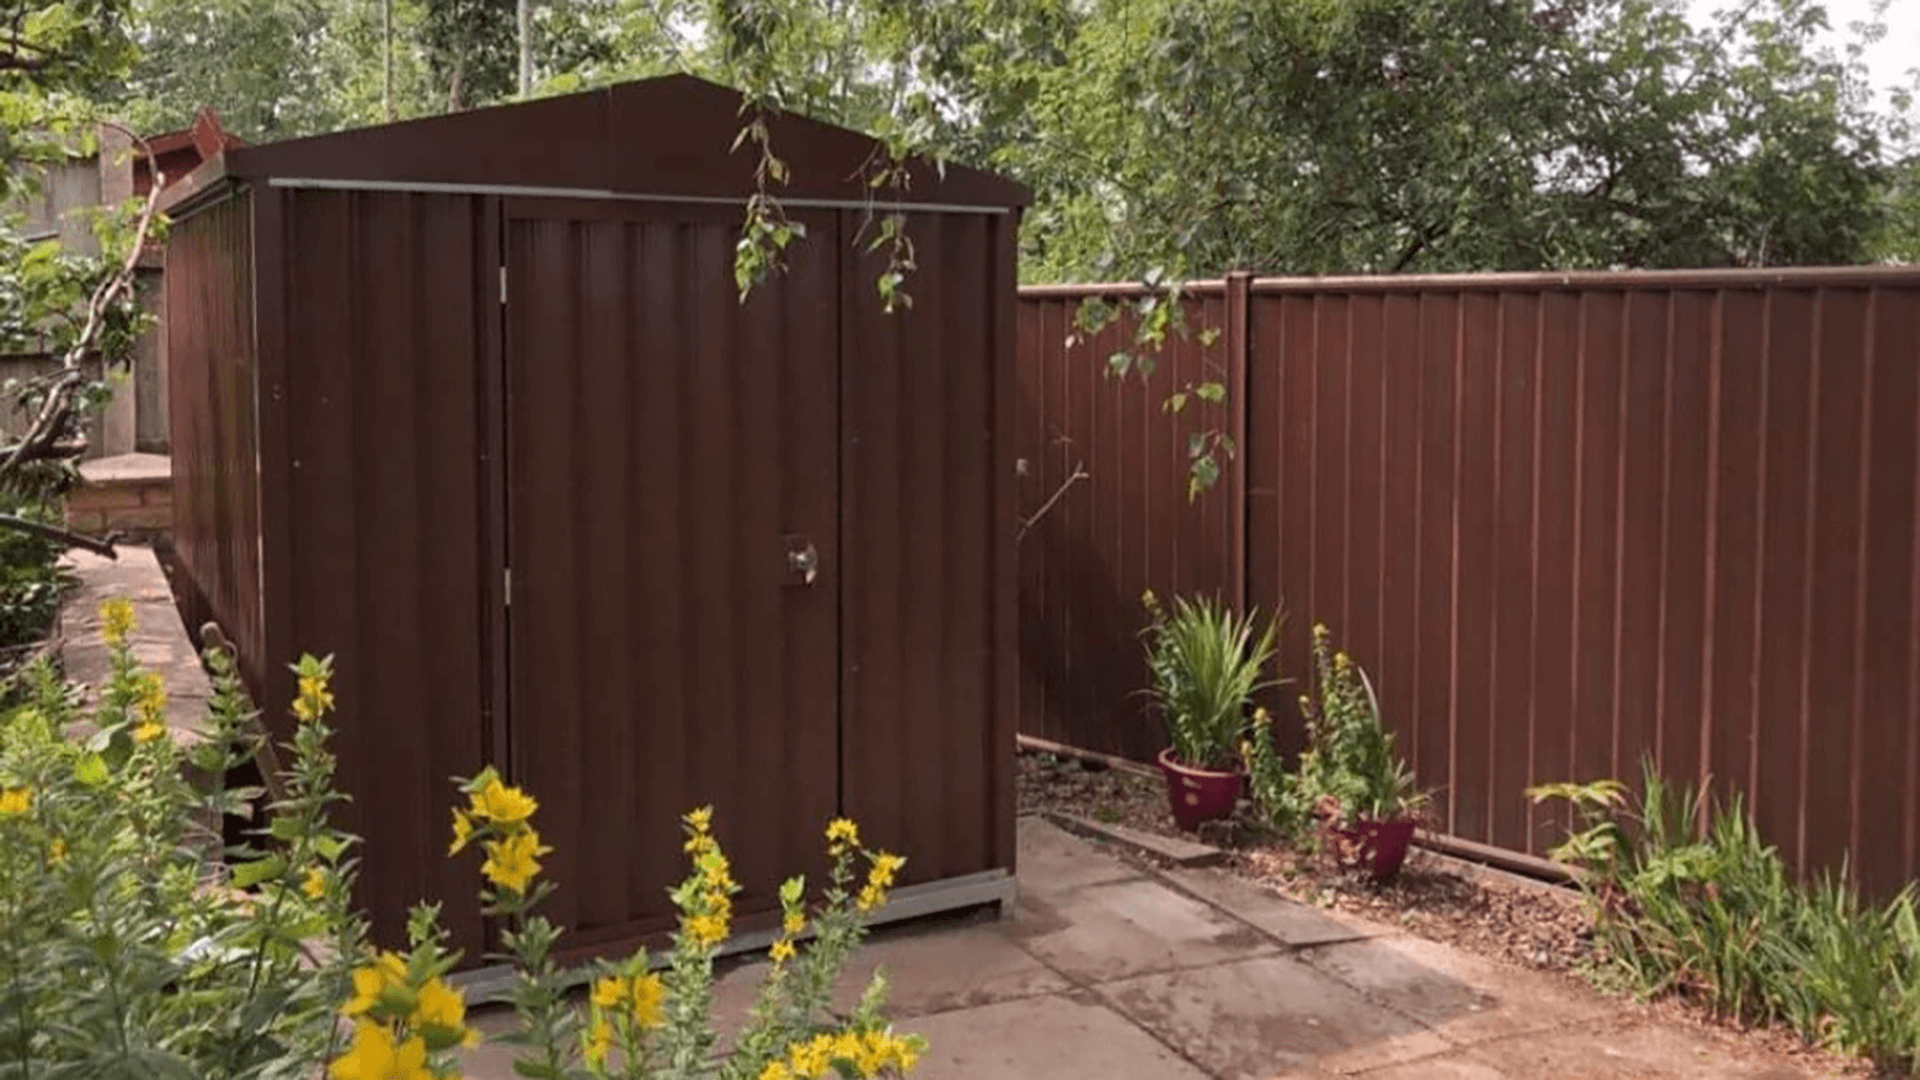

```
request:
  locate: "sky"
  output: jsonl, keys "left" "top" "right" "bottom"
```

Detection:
{"left": 1686, "top": 0, "right": 1920, "bottom": 111}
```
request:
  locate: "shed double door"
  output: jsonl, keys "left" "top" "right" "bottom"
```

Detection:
{"left": 502, "top": 200, "right": 843, "bottom": 946}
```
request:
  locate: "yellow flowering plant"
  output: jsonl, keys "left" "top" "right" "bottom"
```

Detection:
{"left": 435, "top": 770, "right": 925, "bottom": 1080}
{"left": 0, "top": 601, "right": 367, "bottom": 1077}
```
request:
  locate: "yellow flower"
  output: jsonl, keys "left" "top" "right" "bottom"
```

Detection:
{"left": 1312, "top": 622, "right": 1330, "bottom": 639}
{"left": 480, "top": 828, "right": 551, "bottom": 893}
{"left": 328, "top": 1021, "right": 431, "bottom": 1080}
{"left": 293, "top": 672, "right": 336, "bottom": 723}
{"left": 866, "top": 852, "right": 904, "bottom": 890}
{"left": 343, "top": 952, "right": 410, "bottom": 1017}
{"left": 47, "top": 838, "right": 66, "bottom": 866}
{"left": 590, "top": 974, "right": 627, "bottom": 1010}
{"left": 856, "top": 884, "right": 885, "bottom": 913}
{"left": 630, "top": 972, "right": 665, "bottom": 1029}
{"left": 825, "top": 818, "right": 860, "bottom": 849}
{"left": 133, "top": 721, "right": 165, "bottom": 743}
{"left": 133, "top": 671, "right": 167, "bottom": 727}
{"left": 789, "top": 1035, "right": 833, "bottom": 1077}
{"left": 0, "top": 788, "right": 31, "bottom": 817}
{"left": 584, "top": 1018, "right": 614, "bottom": 1068}
{"left": 100, "top": 598, "right": 135, "bottom": 647}
{"left": 412, "top": 976, "right": 467, "bottom": 1035}
{"left": 302, "top": 868, "right": 327, "bottom": 899}
{"left": 783, "top": 911, "right": 805, "bottom": 936}
{"left": 448, "top": 809, "right": 474, "bottom": 855}
{"left": 769, "top": 938, "right": 796, "bottom": 964}
{"left": 756, "top": 1062, "right": 793, "bottom": 1080}
{"left": 469, "top": 776, "right": 537, "bottom": 826}
{"left": 685, "top": 912, "right": 728, "bottom": 948}
{"left": 684, "top": 805, "right": 713, "bottom": 832}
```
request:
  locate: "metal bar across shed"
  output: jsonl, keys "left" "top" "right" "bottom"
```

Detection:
{"left": 266, "top": 177, "right": 1013, "bottom": 216}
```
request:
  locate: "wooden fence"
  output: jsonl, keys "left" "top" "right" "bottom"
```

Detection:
{"left": 1016, "top": 267, "right": 1920, "bottom": 894}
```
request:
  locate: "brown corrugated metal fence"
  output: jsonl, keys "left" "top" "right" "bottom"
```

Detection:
{"left": 1018, "top": 268, "right": 1920, "bottom": 895}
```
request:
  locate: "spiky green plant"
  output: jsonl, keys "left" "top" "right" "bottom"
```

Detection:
{"left": 1532, "top": 762, "right": 1920, "bottom": 1075}
{"left": 1140, "top": 591, "right": 1278, "bottom": 772}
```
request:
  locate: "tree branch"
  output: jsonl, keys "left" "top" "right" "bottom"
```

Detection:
{"left": 0, "top": 514, "right": 116, "bottom": 557}
{"left": 1017, "top": 462, "right": 1090, "bottom": 542}
{"left": 0, "top": 122, "right": 165, "bottom": 487}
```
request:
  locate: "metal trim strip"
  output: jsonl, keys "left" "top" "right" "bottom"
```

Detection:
{"left": 267, "top": 176, "right": 1011, "bottom": 215}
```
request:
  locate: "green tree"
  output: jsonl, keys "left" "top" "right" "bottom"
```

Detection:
{"left": 0, "top": 0, "right": 159, "bottom": 543}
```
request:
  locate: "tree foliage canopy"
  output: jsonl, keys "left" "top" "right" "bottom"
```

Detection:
{"left": 76, "top": 0, "right": 1920, "bottom": 277}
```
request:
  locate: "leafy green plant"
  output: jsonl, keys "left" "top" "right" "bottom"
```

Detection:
{"left": 0, "top": 600, "right": 363, "bottom": 1078}
{"left": 1530, "top": 764, "right": 1920, "bottom": 1075}
{"left": 1139, "top": 590, "right": 1278, "bottom": 772}
{"left": 0, "top": 495, "right": 67, "bottom": 662}
{"left": 1244, "top": 623, "right": 1426, "bottom": 840}
{"left": 2, "top": 599, "right": 923, "bottom": 1080}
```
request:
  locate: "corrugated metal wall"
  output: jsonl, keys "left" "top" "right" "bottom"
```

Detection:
{"left": 166, "top": 191, "right": 263, "bottom": 687}
{"left": 266, "top": 188, "right": 492, "bottom": 953}
{"left": 1020, "top": 270, "right": 1920, "bottom": 894}
{"left": 1015, "top": 283, "right": 1241, "bottom": 760}
{"left": 840, "top": 210, "right": 1017, "bottom": 887}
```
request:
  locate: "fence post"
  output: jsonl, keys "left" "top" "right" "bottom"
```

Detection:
{"left": 1225, "top": 270, "right": 1252, "bottom": 614}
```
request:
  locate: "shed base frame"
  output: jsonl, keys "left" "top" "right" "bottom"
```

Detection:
{"left": 450, "top": 868, "right": 1017, "bottom": 1001}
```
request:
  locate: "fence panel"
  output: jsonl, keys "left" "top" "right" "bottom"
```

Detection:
{"left": 1018, "top": 268, "right": 1920, "bottom": 889}
{"left": 1015, "top": 283, "right": 1240, "bottom": 760}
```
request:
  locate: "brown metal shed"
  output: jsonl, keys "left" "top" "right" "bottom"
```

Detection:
{"left": 161, "top": 74, "right": 1028, "bottom": 961}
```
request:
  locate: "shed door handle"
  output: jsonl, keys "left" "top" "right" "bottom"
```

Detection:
{"left": 786, "top": 539, "right": 819, "bottom": 586}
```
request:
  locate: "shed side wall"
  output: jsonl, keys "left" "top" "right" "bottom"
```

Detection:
{"left": 166, "top": 190, "right": 263, "bottom": 687}
{"left": 271, "top": 188, "right": 491, "bottom": 952}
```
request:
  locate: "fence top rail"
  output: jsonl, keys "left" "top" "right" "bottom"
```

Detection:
{"left": 1020, "top": 265, "right": 1920, "bottom": 299}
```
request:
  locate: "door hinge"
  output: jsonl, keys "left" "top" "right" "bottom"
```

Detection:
{"left": 503, "top": 566, "right": 512, "bottom": 607}
{"left": 499, "top": 265, "right": 508, "bottom": 305}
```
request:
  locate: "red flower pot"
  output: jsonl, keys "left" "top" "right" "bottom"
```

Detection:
{"left": 1156, "top": 748, "right": 1245, "bottom": 831}
{"left": 1331, "top": 817, "right": 1417, "bottom": 882}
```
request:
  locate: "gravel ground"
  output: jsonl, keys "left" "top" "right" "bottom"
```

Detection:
{"left": 1017, "top": 747, "right": 1869, "bottom": 1079}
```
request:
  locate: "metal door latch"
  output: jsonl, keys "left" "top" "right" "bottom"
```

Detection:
{"left": 785, "top": 537, "right": 819, "bottom": 586}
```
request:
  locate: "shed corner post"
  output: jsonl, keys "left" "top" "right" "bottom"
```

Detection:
{"left": 990, "top": 209, "right": 1023, "bottom": 893}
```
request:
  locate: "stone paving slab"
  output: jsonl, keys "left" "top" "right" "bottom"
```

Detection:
{"left": 1299, "top": 934, "right": 1612, "bottom": 1044}
{"left": 1013, "top": 875, "right": 1276, "bottom": 984}
{"left": 910, "top": 993, "right": 1213, "bottom": 1080}
{"left": 1096, "top": 954, "right": 1452, "bottom": 1079}
{"left": 1049, "top": 811, "right": 1229, "bottom": 866}
{"left": 1158, "top": 865, "right": 1397, "bottom": 946}
{"left": 1016, "top": 815, "right": 1141, "bottom": 894}
{"left": 710, "top": 910, "right": 1071, "bottom": 1021}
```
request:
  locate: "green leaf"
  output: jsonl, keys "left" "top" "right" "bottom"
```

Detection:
{"left": 230, "top": 854, "right": 286, "bottom": 889}
{"left": 1195, "top": 381, "right": 1227, "bottom": 403}
{"left": 1107, "top": 352, "right": 1133, "bottom": 378}
{"left": 1188, "top": 455, "right": 1222, "bottom": 501}
{"left": 73, "top": 753, "right": 109, "bottom": 787}
{"left": 1163, "top": 392, "right": 1188, "bottom": 414}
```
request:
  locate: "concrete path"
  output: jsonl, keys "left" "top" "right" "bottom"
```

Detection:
{"left": 460, "top": 817, "right": 1809, "bottom": 1079}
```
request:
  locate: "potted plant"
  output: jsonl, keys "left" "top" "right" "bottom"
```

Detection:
{"left": 1293, "top": 623, "right": 1430, "bottom": 880}
{"left": 1140, "top": 590, "right": 1280, "bottom": 831}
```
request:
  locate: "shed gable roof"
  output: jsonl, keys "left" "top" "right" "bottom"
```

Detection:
{"left": 209, "top": 74, "right": 1029, "bottom": 209}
